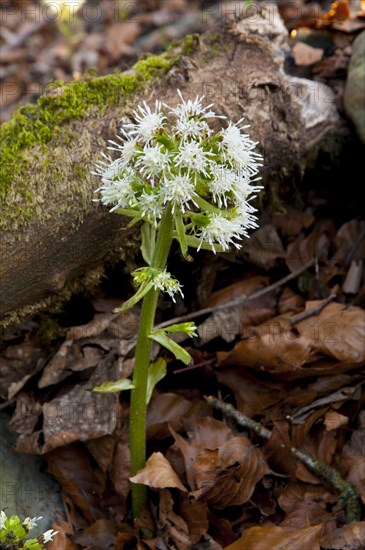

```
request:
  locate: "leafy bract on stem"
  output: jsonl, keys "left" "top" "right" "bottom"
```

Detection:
{"left": 92, "top": 89, "right": 263, "bottom": 517}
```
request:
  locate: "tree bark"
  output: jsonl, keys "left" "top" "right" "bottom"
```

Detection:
{"left": 0, "top": 6, "right": 351, "bottom": 328}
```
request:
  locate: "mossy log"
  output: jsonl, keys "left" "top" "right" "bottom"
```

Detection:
{"left": 0, "top": 7, "right": 350, "bottom": 329}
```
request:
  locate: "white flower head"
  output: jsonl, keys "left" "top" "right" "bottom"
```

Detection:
{"left": 138, "top": 190, "right": 164, "bottom": 225}
{"left": 124, "top": 100, "right": 166, "bottom": 143}
{"left": 23, "top": 516, "right": 43, "bottom": 530}
{"left": 209, "top": 164, "right": 237, "bottom": 207}
{"left": 152, "top": 270, "right": 184, "bottom": 301}
{"left": 0, "top": 510, "right": 7, "bottom": 529}
{"left": 197, "top": 213, "right": 249, "bottom": 253}
{"left": 92, "top": 89, "right": 263, "bottom": 262}
{"left": 160, "top": 173, "right": 197, "bottom": 213}
{"left": 96, "top": 167, "right": 137, "bottom": 211}
{"left": 169, "top": 89, "right": 225, "bottom": 121}
{"left": 174, "top": 141, "right": 213, "bottom": 175}
{"left": 43, "top": 529, "right": 59, "bottom": 543}
{"left": 135, "top": 144, "right": 171, "bottom": 180}
{"left": 220, "top": 121, "right": 263, "bottom": 176}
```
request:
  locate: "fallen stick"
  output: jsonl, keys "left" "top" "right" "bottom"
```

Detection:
{"left": 205, "top": 395, "right": 361, "bottom": 523}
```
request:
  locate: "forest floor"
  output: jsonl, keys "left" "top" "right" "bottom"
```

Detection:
{"left": 1, "top": 1, "right": 365, "bottom": 549}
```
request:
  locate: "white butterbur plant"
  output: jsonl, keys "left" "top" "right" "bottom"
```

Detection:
{"left": 92, "top": 89, "right": 263, "bottom": 518}
{"left": 0, "top": 510, "right": 58, "bottom": 549}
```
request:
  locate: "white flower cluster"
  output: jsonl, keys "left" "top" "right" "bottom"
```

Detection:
{"left": 133, "top": 267, "right": 183, "bottom": 302}
{"left": 0, "top": 510, "right": 58, "bottom": 547}
{"left": 93, "top": 90, "right": 263, "bottom": 253}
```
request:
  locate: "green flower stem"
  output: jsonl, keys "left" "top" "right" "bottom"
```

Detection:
{"left": 130, "top": 206, "right": 174, "bottom": 518}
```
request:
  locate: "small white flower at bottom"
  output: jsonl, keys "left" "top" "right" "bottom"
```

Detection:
{"left": 0, "top": 510, "right": 7, "bottom": 529}
{"left": 43, "top": 529, "right": 59, "bottom": 543}
{"left": 23, "top": 516, "right": 43, "bottom": 530}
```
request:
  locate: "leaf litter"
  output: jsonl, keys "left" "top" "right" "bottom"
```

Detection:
{"left": 1, "top": 201, "right": 365, "bottom": 547}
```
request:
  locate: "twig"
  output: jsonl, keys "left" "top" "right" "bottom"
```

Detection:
{"left": 289, "top": 293, "right": 336, "bottom": 326}
{"left": 205, "top": 395, "right": 361, "bottom": 523}
{"left": 155, "top": 256, "right": 316, "bottom": 330}
{"left": 346, "top": 224, "right": 365, "bottom": 265}
{"left": 205, "top": 396, "right": 272, "bottom": 438}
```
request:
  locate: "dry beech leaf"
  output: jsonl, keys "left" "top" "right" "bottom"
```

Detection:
{"left": 324, "top": 410, "right": 349, "bottom": 431}
{"left": 320, "top": 521, "right": 365, "bottom": 549}
{"left": 156, "top": 490, "right": 191, "bottom": 550}
{"left": 219, "top": 302, "right": 365, "bottom": 373}
{"left": 285, "top": 231, "right": 328, "bottom": 272}
{"left": 240, "top": 224, "right": 286, "bottom": 269}
{"left": 273, "top": 209, "right": 315, "bottom": 237}
{"left": 292, "top": 42, "right": 323, "bottom": 66}
{"left": 191, "top": 436, "right": 270, "bottom": 508}
{"left": 225, "top": 523, "right": 322, "bottom": 550}
{"left": 333, "top": 219, "right": 365, "bottom": 262}
{"left": 170, "top": 417, "right": 233, "bottom": 490}
{"left": 130, "top": 452, "right": 187, "bottom": 491}
{"left": 198, "top": 275, "right": 275, "bottom": 344}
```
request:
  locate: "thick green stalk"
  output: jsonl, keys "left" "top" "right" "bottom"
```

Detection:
{"left": 130, "top": 207, "right": 174, "bottom": 518}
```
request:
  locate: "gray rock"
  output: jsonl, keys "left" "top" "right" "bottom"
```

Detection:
{"left": 344, "top": 31, "right": 365, "bottom": 143}
{"left": 0, "top": 412, "right": 65, "bottom": 536}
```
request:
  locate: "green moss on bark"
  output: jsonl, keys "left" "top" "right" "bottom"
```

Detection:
{"left": 0, "top": 51, "right": 181, "bottom": 230}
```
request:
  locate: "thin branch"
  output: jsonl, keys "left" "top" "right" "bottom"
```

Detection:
{"left": 346, "top": 224, "right": 365, "bottom": 265}
{"left": 205, "top": 395, "right": 361, "bottom": 523}
{"left": 289, "top": 293, "right": 336, "bottom": 326}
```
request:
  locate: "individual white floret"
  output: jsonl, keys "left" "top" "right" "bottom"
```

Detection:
{"left": 135, "top": 144, "right": 171, "bottom": 180}
{"left": 23, "top": 516, "right": 43, "bottom": 530}
{"left": 174, "top": 116, "right": 211, "bottom": 141}
{"left": 159, "top": 174, "right": 197, "bottom": 213}
{"left": 220, "top": 122, "right": 263, "bottom": 176}
{"left": 96, "top": 168, "right": 137, "bottom": 211}
{"left": 168, "top": 89, "right": 225, "bottom": 121}
{"left": 174, "top": 141, "right": 213, "bottom": 175}
{"left": 152, "top": 270, "right": 184, "bottom": 301}
{"left": 43, "top": 529, "right": 59, "bottom": 543}
{"left": 197, "top": 213, "right": 249, "bottom": 253}
{"left": 138, "top": 190, "right": 165, "bottom": 225}
{"left": 208, "top": 165, "right": 237, "bottom": 207}
{"left": 124, "top": 100, "right": 166, "bottom": 143}
{"left": 0, "top": 510, "right": 7, "bottom": 529}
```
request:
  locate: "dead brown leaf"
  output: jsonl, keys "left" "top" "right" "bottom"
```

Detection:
{"left": 278, "top": 482, "right": 336, "bottom": 531}
{"left": 156, "top": 490, "right": 191, "bottom": 550}
{"left": 324, "top": 410, "right": 349, "bottom": 430}
{"left": 130, "top": 452, "right": 187, "bottom": 491}
{"left": 292, "top": 42, "right": 323, "bottom": 65}
{"left": 190, "top": 436, "right": 270, "bottom": 508}
{"left": 147, "top": 391, "right": 200, "bottom": 440}
{"left": 179, "top": 496, "right": 209, "bottom": 544}
{"left": 72, "top": 519, "right": 116, "bottom": 549}
{"left": 46, "top": 443, "right": 106, "bottom": 522}
{"left": 239, "top": 224, "right": 286, "bottom": 269}
{"left": 199, "top": 276, "right": 275, "bottom": 344}
{"left": 320, "top": 521, "right": 365, "bottom": 549}
{"left": 285, "top": 231, "right": 329, "bottom": 272}
{"left": 273, "top": 209, "right": 315, "bottom": 238}
{"left": 219, "top": 302, "right": 365, "bottom": 373}
{"left": 224, "top": 523, "right": 323, "bottom": 550}
{"left": 333, "top": 219, "right": 365, "bottom": 263}
{"left": 216, "top": 368, "right": 285, "bottom": 418}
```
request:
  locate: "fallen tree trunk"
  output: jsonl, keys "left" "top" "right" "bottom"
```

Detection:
{"left": 0, "top": 6, "right": 351, "bottom": 329}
